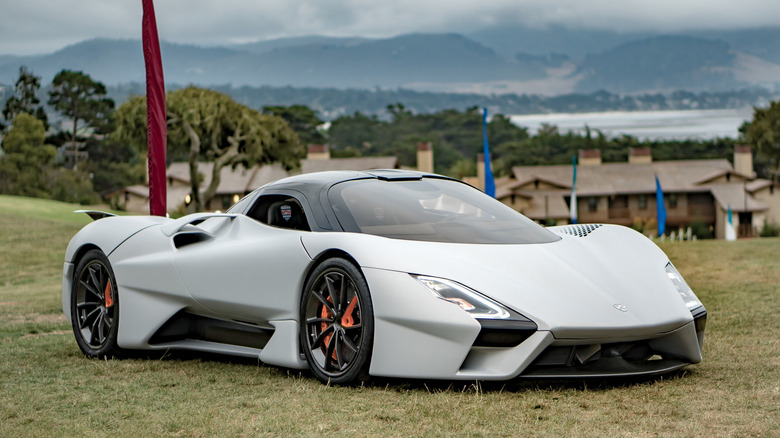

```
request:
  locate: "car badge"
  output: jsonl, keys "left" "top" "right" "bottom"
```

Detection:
{"left": 281, "top": 205, "right": 292, "bottom": 221}
{"left": 374, "top": 207, "right": 384, "bottom": 220}
{"left": 613, "top": 303, "right": 628, "bottom": 312}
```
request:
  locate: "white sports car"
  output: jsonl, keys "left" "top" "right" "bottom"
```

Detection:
{"left": 63, "top": 170, "right": 706, "bottom": 384}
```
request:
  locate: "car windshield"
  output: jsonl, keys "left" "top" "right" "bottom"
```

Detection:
{"left": 329, "top": 178, "right": 560, "bottom": 244}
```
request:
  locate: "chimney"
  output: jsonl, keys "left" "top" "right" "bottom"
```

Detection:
{"left": 417, "top": 142, "right": 434, "bottom": 173}
{"left": 734, "top": 145, "right": 754, "bottom": 177}
{"left": 306, "top": 144, "right": 330, "bottom": 160}
{"left": 578, "top": 149, "right": 602, "bottom": 166}
{"left": 628, "top": 147, "right": 652, "bottom": 164}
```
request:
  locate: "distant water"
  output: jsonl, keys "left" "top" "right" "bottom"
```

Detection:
{"left": 509, "top": 108, "right": 754, "bottom": 141}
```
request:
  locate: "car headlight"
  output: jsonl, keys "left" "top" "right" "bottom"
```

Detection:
{"left": 665, "top": 262, "right": 702, "bottom": 311}
{"left": 412, "top": 275, "right": 510, "bottom": 319}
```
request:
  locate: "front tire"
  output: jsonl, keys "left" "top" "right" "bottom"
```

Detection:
{"left": 71, "top": 249, "right": 121, "bottom": 358}
{"left": 300, "top": 258, "right": 373, "bottom": 385}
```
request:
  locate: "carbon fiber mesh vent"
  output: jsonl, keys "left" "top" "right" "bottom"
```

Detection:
{"left": 555, "top": 224, "right": 603, "bottom": 237}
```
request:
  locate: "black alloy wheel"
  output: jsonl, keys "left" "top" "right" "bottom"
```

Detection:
{"left": 300, "top": 258, "right": 373, "bottom": 385}
{"left": 71, "top": 249, "right": 121, "bottom": 358}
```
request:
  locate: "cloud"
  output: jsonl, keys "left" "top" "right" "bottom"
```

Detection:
{"left": 1, "top": 0, "right": 779, "bottom": 55}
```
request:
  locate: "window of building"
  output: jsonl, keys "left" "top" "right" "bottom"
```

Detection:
{"left": 638, "top": 194, "right": 648, "bottom": 210}
{"left": 668, "top": 193, "right": 678, "bottom": 208}
{"left": 588, "top": 197, "right": 598, "bottom": 212}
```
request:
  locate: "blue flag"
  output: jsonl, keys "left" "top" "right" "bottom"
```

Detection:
{"left": 725, "top": 204, "right": 736, "bottom": 241}
{"left": 482, "top": 108, "right": 495, "bottom": 198}
{"left": 655, "top": 174, "right": 666, "bottom": 236}
{"left": 570, "top": 154, "right": 577, "bottom": 224}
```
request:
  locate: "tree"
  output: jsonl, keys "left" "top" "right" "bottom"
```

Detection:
{"left": 48, "top": 70, "right": 115, "bottom": 142}
{"left": 262, "top": 105, "right": 326, "bottom": 146}
{"left": 741, "top": 101, "right": 780, "bottom": 171}
{"left": 113, "top": 87, "right": 303, "bottom": 211}
{"left": 0, "top": 113, "right": 56, "bottom": 197}
{"left": 1, "top": 66, "right": 48, "bottom": 131}
{"left": 0, "top": 112, "right": 98, "bottom": 203}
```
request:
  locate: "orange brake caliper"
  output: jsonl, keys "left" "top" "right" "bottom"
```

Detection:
{"left": 104, "top": 280, "right": 114, "bottom": 308}
{"left": 320, "top": 297, "right": 335, "bottom": 359}
{"left": 341, "top": 297, "right": 357, "bottom": 328}
{"left": 320, "top": 296, "right": 358, "bottom": 361}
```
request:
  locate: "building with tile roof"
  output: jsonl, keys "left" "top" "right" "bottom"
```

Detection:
{"left": 113, "top": 143, "right": 422, "bottom": 214}
{"left": 484, "top": 146, "right": 779, "bottom": 239}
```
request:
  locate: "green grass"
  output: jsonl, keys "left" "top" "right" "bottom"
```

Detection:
{"left": 1, "top": 195, "right": 778, "bottom": 437}
{"left": 0, "top": 194, "right": 123, "bottom": 226}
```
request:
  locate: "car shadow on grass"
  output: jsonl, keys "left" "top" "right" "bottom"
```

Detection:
{"left": 115, "top": 348, "right": 696, "bottom": 392}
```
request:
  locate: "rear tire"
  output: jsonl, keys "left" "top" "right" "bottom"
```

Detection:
{"left": 300, "top": 258, "right": 373, "bottom": 385}
{"left": 71, "top": 249, "right": 121, "bottom": 358}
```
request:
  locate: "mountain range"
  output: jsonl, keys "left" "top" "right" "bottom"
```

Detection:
{"left": 1, "top": 26, "right": 780, "bottom": 96}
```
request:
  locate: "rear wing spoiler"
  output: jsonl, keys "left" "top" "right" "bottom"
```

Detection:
{"left": 75, "top": 210, "right": 117, "bottom": 221}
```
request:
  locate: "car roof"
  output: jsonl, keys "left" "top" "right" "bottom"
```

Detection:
{"left": 266, "top": 169, "right": 437, "bottom": 188}
{"left": 240, "top": 169, "right": 465, "bottom": 232}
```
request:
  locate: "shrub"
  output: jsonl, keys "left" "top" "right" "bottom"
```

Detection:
{"left": 759, "top": 219, "right": 780, "bottom": 237}
{"left": 689, "top": 219, "right": 713, "bottom": 239}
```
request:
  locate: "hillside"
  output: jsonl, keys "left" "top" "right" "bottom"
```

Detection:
{"left": 0, "top": 34, "right": 543, "bottom": 89}
{"left": 575, "top": 36, "right": 739, "bottom": 93}
{"left": 1, "top": 26, "right": 780, "bottom": 96}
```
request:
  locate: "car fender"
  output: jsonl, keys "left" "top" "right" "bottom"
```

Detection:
{"left": 64, "top": 215, "right": 170, "bottom": 263}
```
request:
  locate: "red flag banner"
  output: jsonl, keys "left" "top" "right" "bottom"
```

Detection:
{"left": 142, "top": 0, "right": 167, "bottom": 216}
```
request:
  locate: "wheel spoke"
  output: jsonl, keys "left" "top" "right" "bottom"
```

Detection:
{"left": 80, "top": 307, "right": 101, "bottom": 329}
{"left": 89, "top": 312, "right": 103, "bottom": 345}
{"left": 88, "top": 266, "right": 103, "bottom": 300}
{"left": 103, "top": 310, "right": 113, "bottom": 330}
{"left": 342, "top": 333, "right": 359, "bottom": 353}
{"left": 100, "top": 313, "right": 112, "bottom": 339}
{"left": 311, "top": 324, "right": 334, "bottom": 350}
{"left": 80, "top": 279, "right": 101, "bottom": 299}
{"left": 324, "top": 330, "right": 337, "bottom": 371}
{"left": 97, "top": 313, "right": 106, "bottom": 344}
{"left": 338, "top": 276, "right": 348, "bottom": 314}
{"left": 334, "top": 331, "right": 344, "bottom": 370}
{"left": 77, "top": 301, "right": 100, "bottom": 311}
{"left": 306, "top": 317, "right": 331, "bottom": 325}
{"left": 311, "top": 290, "right": 336, "bottom": 316}
{"left": 324, "top": 274, "right": 340, "bottom": 311}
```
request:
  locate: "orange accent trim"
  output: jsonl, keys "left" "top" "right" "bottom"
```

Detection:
{"left": 341, "top": 297, "right": 357, "bottom": 327}
{"left": 320, "top": 297, "right": 335, "bottom": 360}
{"left": 104, "top": 280, "right": 114, "bottom": 308}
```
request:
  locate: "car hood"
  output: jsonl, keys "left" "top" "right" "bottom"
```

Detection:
{"left": 301, "top": 224, "right": 693, "bottom": 339}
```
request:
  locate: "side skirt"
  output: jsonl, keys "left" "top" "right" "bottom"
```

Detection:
{"left": 149, "top": 311, "right": 274, "bottom": 350}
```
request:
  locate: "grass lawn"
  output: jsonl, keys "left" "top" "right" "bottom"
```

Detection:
{"left": 1, "top": 195, "right": 777, "bottom": 437}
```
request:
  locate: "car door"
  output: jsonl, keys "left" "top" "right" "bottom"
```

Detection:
{"left": 171, "top": 206, "right": 313, "bottom": 326}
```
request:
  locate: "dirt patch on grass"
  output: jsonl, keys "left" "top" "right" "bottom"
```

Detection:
{"left": 3, "top": 313, "right": 67, "bottom": 325}
{"left": 20, "top": 330, "right": 70, "bottom": 339}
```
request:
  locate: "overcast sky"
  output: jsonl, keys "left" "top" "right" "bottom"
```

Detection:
{"left": 2, "top": 0, "right": 779, "bottom": 55}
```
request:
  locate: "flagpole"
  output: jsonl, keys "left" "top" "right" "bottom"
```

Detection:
{"left": 482, "top": 108, "right": 495, "bottom": 198}
{"left": 570, "top": 154, "right": 577, "bottom": 224}
{"left": 142, "top": 0, "right": 167, "bottom": 216}
{"left": 655, "top": 174, "right": 666, "bottom": 237}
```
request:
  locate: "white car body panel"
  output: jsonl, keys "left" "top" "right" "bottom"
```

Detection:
{"left": 300, "top": 225, "right": 691, "bottom": 339}
{"left": 62, "top": 170, "right": 705, "bottom": 382}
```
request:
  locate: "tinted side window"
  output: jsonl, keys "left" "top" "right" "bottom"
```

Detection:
{"left": 226, "top": 193, "right": 254, "bottom": 214}
{"left": 329, "top": 178, "right": 559, "bottom": 244}
{"left": 247, "top": 195, "right": 311, "bottom": 231}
